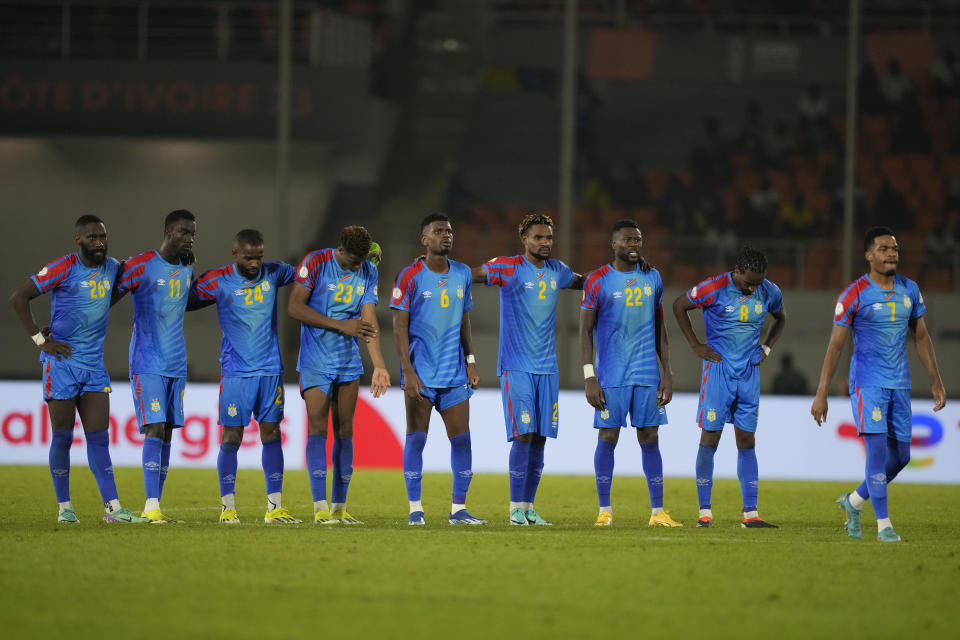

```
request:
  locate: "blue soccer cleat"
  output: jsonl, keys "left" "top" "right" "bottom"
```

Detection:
{"left": 58, "top": 508, "right": 79, "bottom": 524}
{"left": 837, "top": 492, "right": 862, "bottom": 540}
{"left": 877, "top": 526, "right": 901, "bottom": 543}
{"left": 449, "top": 509, "right": 486, "bottom": 525}
{"left": 509, "top": 508, "right": 529, "bottom": 526}
{"left": 408, "top": 511, "right": 425, "bottom": 526}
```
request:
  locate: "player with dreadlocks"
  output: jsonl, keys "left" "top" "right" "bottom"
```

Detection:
{"left": 673, "top": 246, "right": 787, "bottom": 528}
{"left": 472, "top": 213, "right": 584, "bottom": 526}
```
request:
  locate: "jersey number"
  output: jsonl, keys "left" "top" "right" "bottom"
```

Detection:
{"left": 538, "top": 281, "right": 547, "bottom": 300}
{"left": 887, "top": 301, "right": 896, "bottom": 321}
{"left": 440, "top": 289, "right": 450, "bottom": 308}
{"left": 739, "top": 305, "right": 749, "bottom": 321}
{"left": 89, "top": 279, "right": 106, "bottom": 299}
{"left": 169, "top": 279, "right": 182, "bottom": 299}
{"left": 625, "top": 287, "right": 643, "bottom": 307}
{"left": 334, "top": 284, "right": 354, "bottom": 304}
{"left": 244, "top": 285, "right": 265, "bottom": 306}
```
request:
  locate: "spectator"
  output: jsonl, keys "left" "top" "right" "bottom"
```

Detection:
{"left": 872, "top": 178, "right": 913, "bottom": 231}
{"left": 608, "top": 159, "right": 650, "bottom": 206}
{"left": 923, "top": 209, "right": 959, "bottom": 269}
{"left": 879, "top": 58, "right": 913, "bottom": 112}
{"left": 737, "top": 101, "right": 766, "bottom": 166}
{"left": 797, "top": 84, "right": 829, "bottom": 125}
{"left": 771, "top": 353, "right": 810, "bottom": 395}
{"left": 858, "top": 61, "right": 884, "bottom": 115}
{"left": 747, "top": 174, "right": 781, "bottom": 234}
{"left": 657, "top": 173, "right": 693, "bottom": 233}
{"left": 776, "top": 193, "right": 815, "bottom": 237}
{"left": 763, "top": 118, "right": 794, "bottom": 170}
{"left": 691, "top": 116, "right": 731, "bottom": 188}
{"left": 890, "top": 93, "right": 931, "bottom": 153}
{"left": 931, "top": 47, "right": 959, "bottom": 101}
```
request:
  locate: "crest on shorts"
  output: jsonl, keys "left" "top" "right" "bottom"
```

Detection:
{"left": 521, "top": 411, "right": 531, "bottom": 424}
{"left": 227, "top": 404, "right": 238, "bottom": 417}
{"left": 104, "top": 386, "right": 111, "bottom": 393}
{"left": 706, "top": 409, "right": 717, "bottom": 422}
{"left": 903, "top": 295, "right": 911, "bottom": 309}
{"left": 871, "top": 407, "right": 882, "bottom": 421}
{"left": 150, "top": 398, "right": 161, "bottom": 413}
{"left": 600, "top": 409, "right": 610, "bottom": 420}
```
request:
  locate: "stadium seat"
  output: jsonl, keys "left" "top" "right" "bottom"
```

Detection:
{"left": 921, "top": 267, "right": 952, "bottom": 292}
{"left": 765, "top": 265, "right": 795, "bottom": 289}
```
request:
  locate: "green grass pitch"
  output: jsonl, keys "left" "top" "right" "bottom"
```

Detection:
{"left": 1, "top": 465, "right": 958, "bottom": 639}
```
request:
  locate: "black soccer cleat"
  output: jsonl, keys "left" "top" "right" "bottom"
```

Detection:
{"left": 741, "top": 517, "right": 779, "bottom": 528}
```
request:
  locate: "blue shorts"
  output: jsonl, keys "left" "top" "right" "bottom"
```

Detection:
{"left": 594, "top": 385, "right": 667, "bottom": 429}
{"left": 696, "top": 361, "right": 760, "bottom": 432}
{"left": 131, "top": 373, "right": 186, "bottom": 431}
{"left": 42, "top": 359, "right": 112, "bottom": 401}
{"left": 219, "top": 375, "right": 284, "bottom": 427}
{"left": 299, "top": 369, "right": 359, "bottom": 398}
{"left": 500, "top": 370, "right": 559, "bottom": 441}
{"left": 418, "top": 383, "right": 473, "bottom": 412}
{"left": 850, "top": 386, "right": 913, "bottom": 443}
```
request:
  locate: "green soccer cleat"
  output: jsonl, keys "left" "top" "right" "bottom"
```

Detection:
{"left": 877, "top": 526, "right": 901, "bottom": 543}
{"left": 103, "top": 508, "right": 148, "bottom": 523}
{"left": 264, "top": 507, "right": 302, "bottom": 524}
{"left": 525, "top": 508, "right": 552, "bottom": 526}
{"left": 331, "top": 509, "right": 363, "bottom": 525}
{"left": 509, "top": 507, "right": 529, "bottom": 526}
{"left": 837, "top": 492, "right": 863, "bottom": 540}
{"left": 219, "top": 508, "right": 240, "bottom": 524}
{"left": 58, "top": 508, "right": 79, "bottom": 524}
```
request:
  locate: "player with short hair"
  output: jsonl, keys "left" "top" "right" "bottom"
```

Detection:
{"left": 811, "top": 227, "right": 946, "bottom": 543}
{"left": 9, "top": 216, "right": 146, "bottom": 524}
{"left": 472, "top": 213, "right": 583, "bottom": 526}
{"left": 392, "top": 213, "right": 485, "bottom": 526}
{"left": 288, "top": 225, "right": 390, "bottom": 525}
{"left": 116, "top": 209, "right": 197, "bottom": 523}
{"left": 190, "top": 228, "right": 301, "bottom": 524}
{"left": 673, "top": 246, "right": 786, "bottom": 528}
{"left": 580, "top": 220, "right": 682, "bottom": 527}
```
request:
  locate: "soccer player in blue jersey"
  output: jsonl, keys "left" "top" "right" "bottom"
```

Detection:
{"left": 471, "top": 213, "right": 583, "bottom": 526}
{"left": 580, "top": 220, "right": 682, "bottom": 528}
{"left": 9, "top": 216, "right": 146, "bottom": 524}
{"left": 116, "top": 209, "right": 197, "bottom": 523}
{"left": 673, "top": 246, "right": 786, "bottom": 529}
{"left": 811, "top": 227, "right": 946, "bottom": 543}
{"left": 288, "top": 225, "right": 391, "bottom": 525}
{"left": 392, "top": 213, "right": 485, "bottom": 526}
{"left": 190, "top": 229, "right": 301, "bottom": 524}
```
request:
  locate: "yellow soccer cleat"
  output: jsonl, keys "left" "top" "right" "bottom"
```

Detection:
{"left": 594, "top": 511, "right": 613, "bottom": 527}
{"left": 219, "top": 508, "right": 240, "bottom": 524}
{"left": 141, "top": 509, "right": 182, "bottom": 524}
{"left": 331, "top": 509, "right": 363, "bottom": 525}
{"left": 314, "top": 509, "right": 338, "bottom": 525}
{"left": 264, "top": 507, "right": 302, "bottom": 524}
{"left": 649, "top": 511, "right": 684, "bottom": 527}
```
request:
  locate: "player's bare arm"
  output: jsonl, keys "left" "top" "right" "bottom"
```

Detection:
{"left": 9, "top": 278, "right": 73, "bottom": 360}
{"left": 360, "top": 302, "right": 391, "bottom": 398}
{"left": 185, "top": 282, "right": 216, "bottom": 311}
{"left": 579, "top": 307, "right": 604, "bottom": 409}
{"left": 110, "top": 260, "right": 129, "bottom": 307}
{"left": 392, "top": 308, "right": 423, "bottom": 400}
{"left": 910, "top": 316, "right": 946, "bottom": 411}
{"left": 567, "top": 272, "right": 585, "bottom": 290}
{"left": 655, "top": 306, "right": 673, "bottom": 406}
{"left": 759, "top": 308, "right": 787, "bottom": 364}
{"left": 287, "top": 283, "right": 377, "bottom": 340}
{"left": 460, "top": 311, "right": 480, "bottom": 389}
{"left": 672, "top": 293, "right": 721, "bottom": 362}
{"left": 810, "top": 324, "right": 850, "bottom": 425}
{"left": 470, "top": 265, "right": 488, "bottom": 284}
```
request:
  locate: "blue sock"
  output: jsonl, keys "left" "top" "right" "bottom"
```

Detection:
{"left": 331, "top": 437, "right": 354, "bottom": 504}
{"left": 864, "top": 433, "right": 888, "bottom": 519}
{"left": 142, "top": 436, "right": 163, "bottom": 501}
{"left": 158, "top": 440, "right": 172, "bottom": 499}
{"left": 737, "top": 447, "right": 759, "bottom": 512}
{"left": 523, "top": 439, "right": 546, "bottom": 504}
{"left": 306, "top": 435, "right": 327, "bottom": 502}
{"left": 594, "top": 439, "right": 616, "bottom": 507}
{"left": 218, "top": 442, "right": 240, "bottom": 498}
{"left": 449, "top": 433, "right": 472, "bottom": 505}
{"left": 640, "top": 441, "right": 664, "bottom": 509}
{"left": 49, "top": 429, "right": 73, "bottom": 503}
{"left": 262, "top": 438, "right": 284, "bottom": 496}
{"left": 85, "top": 429, "right": 118, "bottom": 503}
{"left": 508, "top": 440, "right": 530, "bottom": 503}
{"left": 403, "top": 432, "right": 427, "bottom": 502}
{"left": 695, "top": 444, "right": 716, "bottom": 509}
{"left": 885, "top": 437, "right": 911, "bottom": 483}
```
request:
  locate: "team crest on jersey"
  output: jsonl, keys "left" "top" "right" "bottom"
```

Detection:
{"left": 550, "top": 279, "right": 557, "bottom": 290}
{"left": 103, "top": 279, "right": 110, "bottom": 290}
{"left": 706, "top": 410, "right": 717, "bottom": 422}
{"left": 524, "top": 281, "right": 534, "bottom": 289}
{"left": 871, "top": 407, "right": 882, "bottom": 421}
{"left": 644, "top": 285, "right": 653, "bottom": 296}
{"left": 37, "top": 267, "right": 48, "bottom": 277}
{"left": 456, "top": 286, "right": 464, "bottom": 299}
{"left": 356, "top": 284, "right": 365, "bottom": 296}
{"left": 903, "top": 295, "right": 911, "bottom": 309}
{"left": 227, "top": 404, "right": 238, "bottom": 418}
{"left": 150, "top": 398, "right": 161, "bottom": 413}
{"left": 299, "top": 266, "right": 308, "bottom": 278}
{"left": 521, "top": 411, "right": 531, "bottom": 424}
{"left": 392, "top": 287, "right": 402, "bottom": 300}
{"left": 261, "top": 281, "right": 271, "bottom": 292}
{"left": 600, "top": 409, "right": 610, "bottom": 420}
{"left": 754, "top": 302, "right": 763, "bottom": 314}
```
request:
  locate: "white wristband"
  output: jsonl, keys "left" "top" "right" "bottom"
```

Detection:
{"left": 761, "top": 345, "right": 771, "bottom": 357}
{"left": 466, "top": 354, "right": 476, "bottom": 364}
{"left": 31, "top": 331, "right": 45, "bottom": 346}
{"left": 583, "top": 364, "right": 596, "bottom": 379}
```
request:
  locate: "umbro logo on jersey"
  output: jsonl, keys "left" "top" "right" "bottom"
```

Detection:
{"left": 422, "top": 291, "right": 433, "bottom": 299}
{"left": 725, "top": 306, "right": 734, "bottom": 313}
{"left": 156, "top": 279, "right": 166, "bottom": 286}
{"left": 524, "top": 282, "right": 534, "bottom": 289}
{"left": 327, "top": 284, "right": 337, "bottom": 291}
{"left": 613, "top": 291, "right": 622, "bottom": 299}
{"left": 872, "top": 302, "right": 883, "bottom": 311}
{"left": 234, "top": 289, "right": 244, "bottom": 296}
